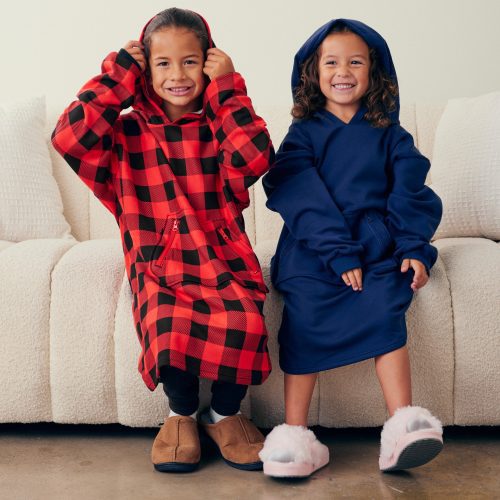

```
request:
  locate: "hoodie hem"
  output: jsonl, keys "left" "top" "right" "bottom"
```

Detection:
{"left": 279, "top": 339, "right": 407, "bottom": 375}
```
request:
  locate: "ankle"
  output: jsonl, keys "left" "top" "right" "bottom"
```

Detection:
{"left": 209, "top": 407, "right": 241, "bottom": 423}
{"left": 169, "top": 409, "right": 197, "bottom": 420}
{"left": 285, "top": 419, "right": 308, "bottom": 427}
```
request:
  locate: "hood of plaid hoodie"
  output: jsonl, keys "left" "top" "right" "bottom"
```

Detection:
{"left": 130, "top": 12, "right": 215, "bottom": 124}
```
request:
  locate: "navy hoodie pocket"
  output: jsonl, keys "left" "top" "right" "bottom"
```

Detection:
{"left": 361, "top": 210, "right": 395, "bottom": 264}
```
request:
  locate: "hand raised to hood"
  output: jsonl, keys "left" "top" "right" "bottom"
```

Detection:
{"left": 203, "top": 48, "right": 235, "bottom": 81}
{"left": 123, "top": 40, "right": 146, "bottom": 72}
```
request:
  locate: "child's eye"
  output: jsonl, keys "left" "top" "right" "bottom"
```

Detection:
{"left": 326, "top": 61, "right": 337, "bottom": 65}
{"left": 157, "top": 61, "right": 169, "bottom": 67}
{"left": 184, "top": 59, "right": 197, "bottom": 65}
{"left": 351, "top": 60, "right": 363, "bottom": 65}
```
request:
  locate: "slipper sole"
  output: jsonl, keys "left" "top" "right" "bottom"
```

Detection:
{"left": 381, "top": 429, "right": 443, "bottom": 472}
{"left": 263, "top": 455, "right": 329, "bottom": 478}
{"left": 223, "top": 458, "right": 263, "bottom": 471}
{"left": 154, "top": 461, "right": 199, "bottom": 473}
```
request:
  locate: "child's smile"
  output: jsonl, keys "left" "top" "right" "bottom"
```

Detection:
{"left": 166, "top": 86, "right": 193, "bottom": 96}
{"left": 318, "top": 32, "right": 371, "bottom": 122}
{"left": 332, "top": 83, "right": 356, "bottom": 91}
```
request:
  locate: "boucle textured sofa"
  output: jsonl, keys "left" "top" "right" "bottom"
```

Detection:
{"left": 1, "top": 100, "right": 499, "bottom": 428}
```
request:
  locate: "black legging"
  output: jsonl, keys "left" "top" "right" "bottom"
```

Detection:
{"left": 160, "top": 365, "right": 248, "bottom": 416}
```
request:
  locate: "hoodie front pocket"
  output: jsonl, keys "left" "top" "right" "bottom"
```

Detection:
{"left": 156, "top": 218, "right": 179, "bottom": 267}
{"left": 366, "top": 213, "right": 393, "bottom": 248}
{"left": 216, "top": 227, "right": 260, "bottom": 276}
{"left": 151, "top": 215, "right": 180, "bottom": 272}
{"left": 363, "top": 210, "right": 395, "bottom": 263}
{"left": 150, "top": 212, "right": 267, "bottom": 292}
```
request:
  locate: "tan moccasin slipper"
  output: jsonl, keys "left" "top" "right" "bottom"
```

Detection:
{"left": 152, "top": 415, "right": 201, "bottom": 472}
{"left": 199, "top": 410, "right": 264, "bottom": 470}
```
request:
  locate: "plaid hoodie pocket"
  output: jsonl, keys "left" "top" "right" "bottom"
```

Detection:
{"left": 150, "top": 212, "right": 267, "bottom": 292}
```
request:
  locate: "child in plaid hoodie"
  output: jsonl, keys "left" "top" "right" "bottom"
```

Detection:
{"left": 52, "top": 7, "right": 273, "bottom": 473}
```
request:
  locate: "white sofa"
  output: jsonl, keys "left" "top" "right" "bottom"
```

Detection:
{"left": 0, "top": 101, "right": 498, "bottom": 428}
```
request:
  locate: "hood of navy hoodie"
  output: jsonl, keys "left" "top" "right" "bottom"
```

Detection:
{"left": 291, "top": 19, "right": 399, "bottom": 123}
{"left": 131, "top": 10, "right": 215, "bottom": 124}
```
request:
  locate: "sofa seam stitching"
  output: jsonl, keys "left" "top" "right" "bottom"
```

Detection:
{"left": 414, "top": 103, "right": 419, "bottom": 149}
{"left": 316, "top": 369, "right": 321, "bottom": 425}
{"left": 438, "top": 253, "right": 456, "bottom": 425}
{"left": 112, "top": 261, "right": 125, "bottom": 423}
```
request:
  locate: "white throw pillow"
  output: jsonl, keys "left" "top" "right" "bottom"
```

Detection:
{"left": 0, "top": 96, "right": 74, "bottom": 242}
{"left": 431, "top": 91, "right": 500, "bottom": 240}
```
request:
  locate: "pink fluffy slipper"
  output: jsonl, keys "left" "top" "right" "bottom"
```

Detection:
{"left": 259, "top": 424, "right": 330, "bottom": 478}
{"left": 379, "top": 405, "right": 443, "bottom": 472}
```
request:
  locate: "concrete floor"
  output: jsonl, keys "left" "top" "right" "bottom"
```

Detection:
{"left": 0, "top": 424, "right": 499, "bottom": 500}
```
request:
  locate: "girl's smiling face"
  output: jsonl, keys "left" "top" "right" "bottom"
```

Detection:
{"left": 318, "top": 32, "right": 371, "bottom": 122}
{"left": 148, "top": 27, "right": 206, "bottom": 121}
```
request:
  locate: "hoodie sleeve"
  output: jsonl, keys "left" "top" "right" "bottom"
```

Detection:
{"left": 204, "top": 72, "right": 274, "bottom": 212}
{"left": 385, "top": 126, "right": 443, "bottom": 274}
{"left": 51, "top": 49, "right": 142, "bottom": 219}
{"left": 263, "top": 122, "right": 364, "bottom": 277}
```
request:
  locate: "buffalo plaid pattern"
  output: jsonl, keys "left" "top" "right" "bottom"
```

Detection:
{"left": 51, "top": 48, "right": 273, "bottom": 389}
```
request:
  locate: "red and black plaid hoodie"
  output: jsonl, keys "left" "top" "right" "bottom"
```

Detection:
{"left": 51, "top": 13, "right": 273, "bottom": 390}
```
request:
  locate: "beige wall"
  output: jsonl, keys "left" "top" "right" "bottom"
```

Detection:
{"left": 2, "top": 0, "right": 499, "bottom": 113}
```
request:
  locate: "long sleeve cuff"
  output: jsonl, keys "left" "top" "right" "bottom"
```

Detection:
{"left": 74, "top": 49, "right": 143, "bottom": 112}
{"left": 203, "top": 72, "right": 246, "bottom": 118}
{"left": 330, "top": 255, "right": 363, "bottom": 277}
{"left": 114, "top": 48, "right": 144, "bottom": 73}
{"left": 399, "top": 248, "right": 436, "bottom": 276}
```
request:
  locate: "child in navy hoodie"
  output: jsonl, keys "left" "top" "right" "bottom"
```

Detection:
{"left": 258, "top": 19, "right": 444, "bottom": 478}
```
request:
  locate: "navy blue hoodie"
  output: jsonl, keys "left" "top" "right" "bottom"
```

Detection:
{"left": 263, "top": 19, "right": 442, "bottom": 284}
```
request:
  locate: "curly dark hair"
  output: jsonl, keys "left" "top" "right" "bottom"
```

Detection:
{"left": 292, "top": 24, "right": 398, "bottom": 127}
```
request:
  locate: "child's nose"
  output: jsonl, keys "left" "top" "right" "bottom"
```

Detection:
{"left": 170, "top": 65, "right": 185, "bottom": 80}
{"left": 336, "top": 64, "right": 352, "bottom": 77}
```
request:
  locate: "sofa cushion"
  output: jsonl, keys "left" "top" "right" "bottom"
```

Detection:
{"left": 0, "top": 238, "right": 76, "bottom": 423}
{"left": 431, "top": 91, "right": 500, "bottom": 240}
{"left": 0, "top": 96, "right": 75, "bottom": 242}
{"left": 49, "top": 239, "right": 123, "bottom": 424}
{"left": 435, "top": 237, "right": 500, "bottom": 425}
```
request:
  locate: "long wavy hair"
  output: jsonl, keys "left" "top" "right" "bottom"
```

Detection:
{"left": 292, "top": 24, "right": 398, "bottom": 127}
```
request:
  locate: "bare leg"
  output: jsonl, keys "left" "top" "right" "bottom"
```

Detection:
{"left": 284, "top": 373, "right": 318, "bottom": 426}
{"left": 375, "top": 346, "right": 412, "bottom": 417}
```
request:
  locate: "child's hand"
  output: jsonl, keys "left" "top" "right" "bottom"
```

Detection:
{"left": 341, "top": 267, "right": 363, "bottom": 291}
{"left": 401, "top": 258, "right": 428, "bottom": 292}
{"left": 203, "top": 48, "right": 235, "bottom": 80}
{"left": 123, "top": 40, "right": 146, "bottom": 71}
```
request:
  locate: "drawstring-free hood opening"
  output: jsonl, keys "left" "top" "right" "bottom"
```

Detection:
{"left": 291, "top": 19, "right": 400, "bottom": 123}
{"left": 132, "top": 9, "right": 215, "bottom": 124}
